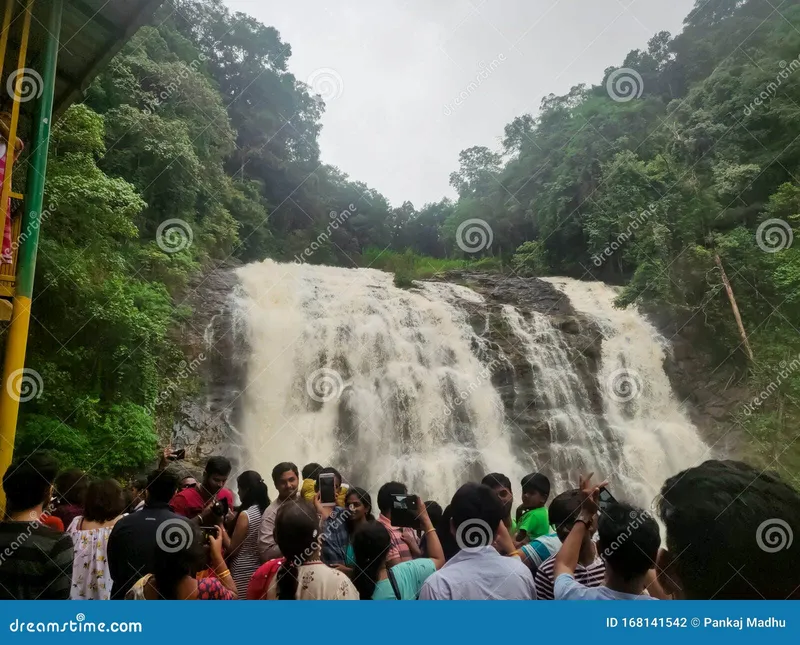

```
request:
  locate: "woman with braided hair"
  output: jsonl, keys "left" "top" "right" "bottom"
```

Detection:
{"left": 246, "top": 499, "right": 358, "bottom": 600}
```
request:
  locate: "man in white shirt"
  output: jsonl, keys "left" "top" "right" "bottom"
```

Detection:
{"left": 258, "top": 462, "right": 300, "bottom": 562}
{"left": 420, "top": 482, "right": 536, "bottom": 600}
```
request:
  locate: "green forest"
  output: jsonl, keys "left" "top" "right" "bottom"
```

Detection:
{"left": 13, "top": 0, "right": 800, "bottom": 478}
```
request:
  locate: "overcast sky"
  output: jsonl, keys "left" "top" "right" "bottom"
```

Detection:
{"left": 223, "top": 0, "right": 696, "bottom": 207}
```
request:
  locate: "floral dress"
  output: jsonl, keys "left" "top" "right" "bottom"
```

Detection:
{"left": 66, "top": 516, "right": 120, "bottom": 600}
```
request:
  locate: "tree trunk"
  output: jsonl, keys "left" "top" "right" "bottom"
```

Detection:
{"left": 715, "top": 254, "right": 754, "bottom": 361}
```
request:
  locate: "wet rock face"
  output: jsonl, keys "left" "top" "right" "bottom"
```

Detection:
{"left": 649, "top": 306, "right": 747, "bottom": 459}
{"left": 435, "top": 271, "right": 605, "bottom": 447}
{"left": 172, "top": 264, "right": 247, "bottom": 473}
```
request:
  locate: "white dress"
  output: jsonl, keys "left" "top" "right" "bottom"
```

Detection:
{"left": 66, "top": 515, "right": 121, "bottom": 600}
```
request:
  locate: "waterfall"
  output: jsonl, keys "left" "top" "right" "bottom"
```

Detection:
{"left": 500, "top": 305, "right": 618, "bottom": 497}
{"left": 543, "top": 277, "right": 711, "bottom": 505}
{"left": 235, "top": 260, "right": 524, "bottom": 501}
{"left": 232, "top": 260, "right": 709, "bottom": 507}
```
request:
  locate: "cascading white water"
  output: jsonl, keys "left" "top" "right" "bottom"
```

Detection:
{"left": 234, "top": 260, "right": 525, "bottom": 501}
{"left": 233, "top": 260, "right": 710, "bottom": 507}
{"left": 543, "top": 277, "right": 711, "bottom": 505}
{"left": 500, "top": 305, "right": 619, "bottom": 496}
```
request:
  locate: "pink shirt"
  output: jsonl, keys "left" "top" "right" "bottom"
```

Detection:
{"left": 378, "top": 514, "right": 415, "bottom": 564}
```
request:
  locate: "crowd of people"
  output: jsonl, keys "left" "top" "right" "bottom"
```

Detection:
{"left": 0, "top": 450, "right": 798, "bottom": 600}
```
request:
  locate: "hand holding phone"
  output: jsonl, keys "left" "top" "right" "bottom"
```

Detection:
{"left": 597, "top": 486, "right": 617, "bottom": 511}
{"left": 319, "top": 473, "right": 336, "bottom": 506}
{"left": 390, "top": 493, "right": 420, "bottom": 529}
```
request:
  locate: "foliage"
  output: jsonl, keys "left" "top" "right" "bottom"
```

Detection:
{"left": 12, "top": 0, "right": 800, "bottom": 478}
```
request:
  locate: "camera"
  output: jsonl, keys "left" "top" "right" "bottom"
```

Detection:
{"left": 211, "top": 497, "right": 229, "bottom": 517}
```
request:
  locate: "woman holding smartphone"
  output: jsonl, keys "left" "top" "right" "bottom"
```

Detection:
{"left": 126, "top": 523, "right": 237, "bottom": 600}
{"left": 351, "top": 497, "right": 445, "bottom": 599}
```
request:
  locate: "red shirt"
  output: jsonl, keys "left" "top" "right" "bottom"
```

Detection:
{"left": 169, "top": 487, "right": 234, "bottom": 519}
{"left": 39, "top": 514, "right": 64, "bottom": 531}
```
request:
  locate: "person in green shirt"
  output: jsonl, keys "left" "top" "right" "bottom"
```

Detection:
{"left": 481, "top": 473, "right": 516, "bottom": 541}
{"left": 515, "top": 472, "right": 551, "bottom": 546}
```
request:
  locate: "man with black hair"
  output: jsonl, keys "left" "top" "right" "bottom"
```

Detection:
{"left": 534, "top": 488, "right": 605, "bottom": 598}
{"left": 129, "top": 474, "right": 148, "bottom": 513}
{"left": 482, "top": 472, "right": 516, "bottom": 537}
{"left": 107, "top": 467, "right": 183, "bottom": 599}
{"left": 657, "top": 459, "right": 800, "bottom": 599}
{"left": 554, "top": 476, "right": 659, "bottom": 600}
{"left": 0, "top": 453, "right": 73, "bottom": 599}
{"left": 258, "top": 462, "right": 300, "bottom": 562}
{"left": 516, "top": 472, "right": 551, "bottom": 545}
{"left": 377, "top": 481, "right": 419, "bottom": 567}
{"left": 420, "top": 483, "right": 536, "bottom": 600}
{"left": 169, "top": 455, "right": 234, "bottom": 521}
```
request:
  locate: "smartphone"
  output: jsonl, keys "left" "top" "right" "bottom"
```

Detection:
{"left": 319, "top": 472, "right": 336, "bottom": 506}
{"left": 200, "top": 525, "right": 219, "bottom": 542}
{"left": 390, "top": 493, "right": 420, "bottom": 529}
{"left": 168, "top": 448, "right": 186, "bottom": 461}
{"left": 598, "top": 486, "right": 617, "bottom": 511}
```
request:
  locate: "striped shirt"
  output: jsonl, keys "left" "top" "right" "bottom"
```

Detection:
{"left": 230, "top": 505, "right": 264, "bottom": 599}
{"left": 0, "top": 521, "right": 74, "bottom": 599}
{"left": 521, "top": 533, "right": 561, "bottom": 571}
{"left": 377, "top": 514, "right": 413, "bottom": 564}
{"left": 535, "top": 551, "right": 604, "bottom": 600}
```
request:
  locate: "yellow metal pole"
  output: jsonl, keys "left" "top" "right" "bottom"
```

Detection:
{"left": 0, "top": 0, "right": 30, "bottom": 271}
{"left": 0, "top": 0, "right": 41, "bottom": 514}
{"left": 0, "top": 0, "right": 14, "bottom": 82}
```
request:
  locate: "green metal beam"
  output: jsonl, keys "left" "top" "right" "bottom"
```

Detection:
{"left": 18, "top": 0, "right": 60, "bottom": 297}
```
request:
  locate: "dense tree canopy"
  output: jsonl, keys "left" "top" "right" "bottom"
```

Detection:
{"left": 9, "top": 0, "right": 800, "bottom": 476}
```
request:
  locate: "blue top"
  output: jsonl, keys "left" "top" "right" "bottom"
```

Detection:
{"left": 554, "top": 573, "right": 658, "bottom": 600}
{"left": 320, "top": 506, "right": 350, "bottom": 566}
{"left": 373, "top": 558, "right": 437, "bottom": 600}
{"left": 419, "top": 546, "right": 536, "bottom": 600}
